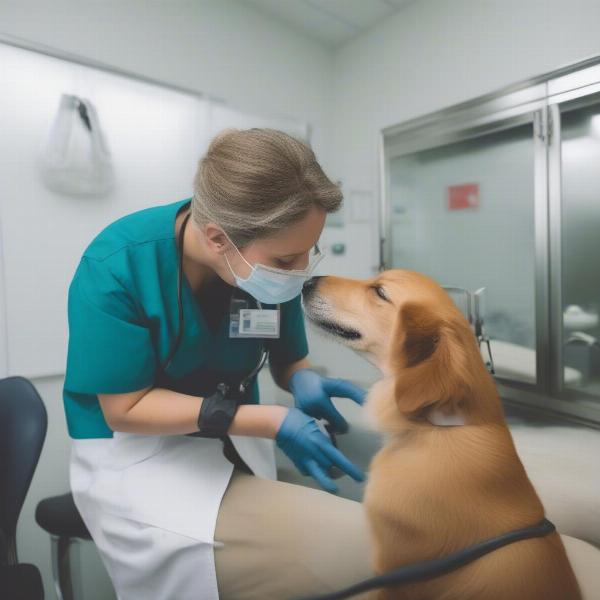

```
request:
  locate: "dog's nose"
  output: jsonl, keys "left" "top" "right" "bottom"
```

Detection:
{"left": 302, "top": 276, "right": 321, "bottom": 299}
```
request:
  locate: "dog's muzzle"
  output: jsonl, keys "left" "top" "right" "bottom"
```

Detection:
{"left": 301, "top": 276, "right": 362, "bottom": 341}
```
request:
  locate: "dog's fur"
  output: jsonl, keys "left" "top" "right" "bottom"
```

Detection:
{"left": 302, "top": 270, "right": 581, "bottom": 600}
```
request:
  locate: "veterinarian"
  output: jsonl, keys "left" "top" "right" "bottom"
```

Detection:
{"left": 63, "top": 128, "right": 376, "bottom": 600}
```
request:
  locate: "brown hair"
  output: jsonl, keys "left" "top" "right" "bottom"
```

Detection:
{"left": 192, "top": 128, "right": 341, "bottom": 246}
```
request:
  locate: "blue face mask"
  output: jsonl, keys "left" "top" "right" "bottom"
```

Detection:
{"left": 224, "top": 240, "right": 324, "bottom": 304}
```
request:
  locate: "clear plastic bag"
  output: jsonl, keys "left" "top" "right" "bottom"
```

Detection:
{"left": 38, "top": 94, "right": 115, "bottom": 197}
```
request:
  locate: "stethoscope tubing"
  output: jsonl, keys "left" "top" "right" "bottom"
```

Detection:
{"left": 162, "top": 210, "right": 269, "bottom": 385}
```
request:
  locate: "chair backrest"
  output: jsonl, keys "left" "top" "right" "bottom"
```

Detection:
{"left": 0, "top": 377, "right": 47, "bottom": 563}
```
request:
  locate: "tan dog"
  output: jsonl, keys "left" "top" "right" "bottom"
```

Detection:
{"left": 302, "top": 270, "right": 581, "bottom": 600}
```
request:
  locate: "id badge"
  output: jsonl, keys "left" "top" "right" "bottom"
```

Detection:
{"left": 229, "top": 297, "right": 280, "bottom": 338}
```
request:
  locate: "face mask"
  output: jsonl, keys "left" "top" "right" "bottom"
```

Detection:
{"left": 223, "top": 238, "right": 324, "bottom": 304}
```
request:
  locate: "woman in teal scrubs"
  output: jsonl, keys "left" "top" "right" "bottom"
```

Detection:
{"left": 64, "top": 128, "right": 375, "bottom": 600}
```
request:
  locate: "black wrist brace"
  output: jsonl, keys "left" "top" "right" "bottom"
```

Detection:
{"left": 189, "top": 383, "right": 239, "bottom": 438}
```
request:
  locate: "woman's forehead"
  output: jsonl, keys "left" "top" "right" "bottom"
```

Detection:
{"left": 254, "top": 206, "right": 325, "bottom": 254}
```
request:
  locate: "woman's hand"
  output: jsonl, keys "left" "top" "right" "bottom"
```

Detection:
{"left": 274, "top": 407, "right": 365, "bottom": 493}
{"left": 288, "top": 369, "right": 366, "bottom": 434}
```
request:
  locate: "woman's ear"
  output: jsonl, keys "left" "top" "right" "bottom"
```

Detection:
{"left": 204, "top": 223, "right": 230, "bottom": 254}
{"left": 393, "top": 302, "right": 474, "bottom": 416}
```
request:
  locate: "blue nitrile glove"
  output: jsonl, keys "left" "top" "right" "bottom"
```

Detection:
{"left": 275, "top": 407, "right": 365, "bottom": 494}
{"left": 288, "top": 369, "right": 367, "bottom": 434}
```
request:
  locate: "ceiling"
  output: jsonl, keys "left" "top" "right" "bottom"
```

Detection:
{"left": 242, "top": 0, "right": 416, "bottom": 48}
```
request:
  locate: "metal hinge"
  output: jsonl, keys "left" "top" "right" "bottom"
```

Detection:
{"left": 535, "top": 109, "right": 553, "bottom": 143}
{"left": 378, "top": 237, "right": 387, "bottom": 271}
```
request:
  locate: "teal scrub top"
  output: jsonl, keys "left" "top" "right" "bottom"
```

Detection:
{"left": 63, "top": 198, "right": 309, "bottom": 439}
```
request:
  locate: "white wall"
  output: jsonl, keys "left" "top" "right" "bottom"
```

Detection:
{"left": 0, "top": 2, "right": 334, "bottom": 598}
{"left": 331, "top": 0, "right": 600, "bottom": 218}
{"left": 0, "top": 0, "right": 333, "bottom": 169}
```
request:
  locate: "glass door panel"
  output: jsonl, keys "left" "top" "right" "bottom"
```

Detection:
{"left": 388, "top": 124, "right": 537, "bottom": 384}
{"left": 560, "top": 101, "right": 600, "bottom": 398}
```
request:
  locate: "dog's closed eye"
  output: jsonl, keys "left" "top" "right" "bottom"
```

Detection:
{"left": 371, "top": 285, "right": 391, "bottom": 303}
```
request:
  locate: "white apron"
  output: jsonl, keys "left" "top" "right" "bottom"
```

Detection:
{"left": 70, "top": 431, "right": 277, "bottom": 600}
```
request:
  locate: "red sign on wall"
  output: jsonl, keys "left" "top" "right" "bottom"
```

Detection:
{"left": 448, "top": 183, "right": 479, "bottom": 210}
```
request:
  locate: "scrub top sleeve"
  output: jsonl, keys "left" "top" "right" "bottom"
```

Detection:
{"left": 267, "top": 294, "right": 309, "bottom": 365}
{"left": 64, "top": 257, "right": 156, "bottom": 395}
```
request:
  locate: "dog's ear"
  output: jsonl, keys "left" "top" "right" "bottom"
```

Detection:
{"left": 393, "top": 302, "right": 475, "bottom": 416}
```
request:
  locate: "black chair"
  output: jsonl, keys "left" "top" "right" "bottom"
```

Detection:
{"left": 0, "top": 376, "right": 47, "bottom": 600}
{"left": 35, "top": 493, "right": 91, "bottom": 600}
{"left": 0, "top": 564, "right": 44, "bottom": 600}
